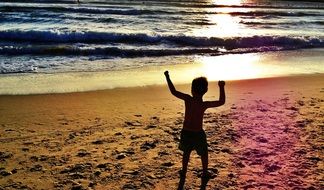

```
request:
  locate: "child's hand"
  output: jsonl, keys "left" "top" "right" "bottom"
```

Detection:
{"left": 164, "top": 71, "right": 169, "bottom": 78}
{"left": 218, "top": 80, "right": 225, "bottom": 87}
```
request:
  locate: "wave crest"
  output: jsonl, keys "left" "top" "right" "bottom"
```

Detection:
{"left": 1, "top": 30, "right": 323, "bottom": 49}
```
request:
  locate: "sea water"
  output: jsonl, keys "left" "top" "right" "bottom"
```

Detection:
{"left": 0, "top": 0, "right": 324, "bottom": 94}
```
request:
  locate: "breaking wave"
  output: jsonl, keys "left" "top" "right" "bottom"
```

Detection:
{"left": 0, "top": 30, "right": 323, "bottom": 56}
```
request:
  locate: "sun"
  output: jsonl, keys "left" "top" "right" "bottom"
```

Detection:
{"left": 212, "top": 0, "right": 242, "bottom": 6}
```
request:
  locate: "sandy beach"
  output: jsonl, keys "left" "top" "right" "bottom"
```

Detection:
{"left": 0, "top": 74, "right": 323, "bottom": 189}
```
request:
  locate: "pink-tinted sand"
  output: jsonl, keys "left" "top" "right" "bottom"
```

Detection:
{"left": 0, "top": 74, "right": 323, "bottom": 189}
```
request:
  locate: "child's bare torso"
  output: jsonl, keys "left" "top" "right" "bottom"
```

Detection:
{"left": 183, "top": 97, "right": 207, "bottom": 132}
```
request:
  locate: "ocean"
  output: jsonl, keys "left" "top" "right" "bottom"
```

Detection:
{"left": 0, "top": 0, "right": 324, "bottom": 94}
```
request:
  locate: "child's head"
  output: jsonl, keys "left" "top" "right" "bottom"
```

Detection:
{"left": 191, "top": 77, "right": 208, "bottom": 96}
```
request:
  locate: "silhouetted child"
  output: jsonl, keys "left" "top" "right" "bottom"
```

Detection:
{"left": 164, "top": 71, "right": 225, "bottom": 190}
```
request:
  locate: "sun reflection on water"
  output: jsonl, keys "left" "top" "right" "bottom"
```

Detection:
{"left": 212, "top": 0, "right": 242, "bottom": 6}
{"left": 192, "top": 7, "right": 245, "bottom": 37}
{"left": 191, "top": 0, "right": 258, "bottom": 37}
{"left": 196, "top": 53, "right": 262, "bottom": 81}
{"left": 200, "top": 14, "right": 242, "bottom": 37}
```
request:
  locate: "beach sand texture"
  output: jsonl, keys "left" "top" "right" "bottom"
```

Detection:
{"left": 0, "top": 74, "right": 323, "bottom": 189}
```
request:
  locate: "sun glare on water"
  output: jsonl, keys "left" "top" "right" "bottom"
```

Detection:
{"left": 212, "top": 0, "right": 242, "bottom": 6}
{"left": 196, "top": 53, "right": 262, "bottom": 81}
{"left": 202, "top": 14, "right": 242, "bottom": 37}
{"left": 192, "top": 0, "right": 251, "bottom": 37}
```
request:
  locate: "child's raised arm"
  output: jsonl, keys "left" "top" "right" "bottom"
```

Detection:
{"left": 204, "top": 80, "right": 226, "bottom": 108}
{"left": 164, "top": 71, "right": 190, "bottom": 101}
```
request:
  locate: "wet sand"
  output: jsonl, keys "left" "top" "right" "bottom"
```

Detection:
{"left": 0, "top": 74, "right": 323, "bottom": 189}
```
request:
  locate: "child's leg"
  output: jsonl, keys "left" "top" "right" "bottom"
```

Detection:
{"left": 201, "top": 152, "right": 208, "bottom": 176}
{"left": 178, "top": 150, "right": 191, "bottom": 190}
{"left": 200, "top": 152, "right": 210, "bottom": 190}
{"left": 182, "top": 150, "right": 191, "bottom": 175}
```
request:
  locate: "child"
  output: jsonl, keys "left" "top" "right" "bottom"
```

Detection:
{"left": 164, "top": 71, "right": 225, "bottom": 189}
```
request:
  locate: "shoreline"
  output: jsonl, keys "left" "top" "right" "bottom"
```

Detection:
{"left": 0, "top": 71, "right": 323, "bottom": 96}
{"left": 0, "top": 72, "right": 323, "bottom": 96}
{"left": 1, "top": 48, "right": 324, "bottom": 95}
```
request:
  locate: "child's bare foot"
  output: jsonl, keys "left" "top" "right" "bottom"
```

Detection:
{"left": 200, "top": 171, "right": 212, "bottom": 190}
{"left": 198, "top": 170, "right": 216, "bottom": 179}
{"left": 202, "top": 171, "right": 212, "bottom": 179}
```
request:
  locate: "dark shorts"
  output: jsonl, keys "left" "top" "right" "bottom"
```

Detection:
{"left": 179, "top": 129, "right": 208, "bottom": 156}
